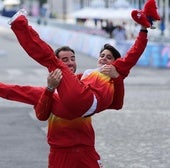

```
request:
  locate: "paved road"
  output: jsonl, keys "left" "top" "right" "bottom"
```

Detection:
{"left": 0, "top": 22, "right": 170, "bottom": 168}
{"left": 93, "top": 67, "right": 170, "bottom": 168}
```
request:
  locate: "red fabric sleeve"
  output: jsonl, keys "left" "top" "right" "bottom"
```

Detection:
{"left": 109, "top": 31, "right": 148, "bottom": 110}
{"left": 76, "top": 73, "right": 83, "bottom": 80}
{"left": 113, "top": 31, "right": 148, "bottom": 78}
{"left": 34, "top": 88, "right": 54, "bottom": 121}
{"left": 0, "top": 83, "right": 43, "bottom": 105}
{"left": 108, "top": 76, "right": 124, "bottom": 110}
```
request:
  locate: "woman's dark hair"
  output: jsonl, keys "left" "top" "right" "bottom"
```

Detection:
{"left": 100, "top": 43, "right": 121, "bottom": 60}
{"left": 55, "top": 46, "right": 75, "bottom": 58}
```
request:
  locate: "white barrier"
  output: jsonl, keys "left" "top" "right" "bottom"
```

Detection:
{"left": 32, "top": 22, "right": 117, "bottom": 59}
{"left": 1, "top": 16, "right": 170, "bottom": 68}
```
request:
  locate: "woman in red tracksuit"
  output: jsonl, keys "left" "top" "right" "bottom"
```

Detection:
{"left": 9, "top": 14, "right": 148, "bottom": 120}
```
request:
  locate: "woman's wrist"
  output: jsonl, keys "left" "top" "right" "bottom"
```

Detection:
{"left": 140, "top": 26, "right": 148, "bottom": 33}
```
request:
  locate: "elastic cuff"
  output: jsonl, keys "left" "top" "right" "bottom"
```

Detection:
{"left": 140, "top": 29, "right": 148, "bottom": 33}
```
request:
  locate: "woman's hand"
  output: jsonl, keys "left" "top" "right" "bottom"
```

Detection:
{"left": 100, "top": 64, "right": 120, "bottom": 78}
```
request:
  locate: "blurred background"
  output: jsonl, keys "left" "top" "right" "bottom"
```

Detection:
{"left": 0, "top": 0, "right": 170, "bottom": 69}
{"left": 0, "top": 0, "right": 168, "bottom": 37}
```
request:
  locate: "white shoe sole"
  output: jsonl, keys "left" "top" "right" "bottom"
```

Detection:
{"left": 8, "top": 9, "right": 28, "bottom": 25}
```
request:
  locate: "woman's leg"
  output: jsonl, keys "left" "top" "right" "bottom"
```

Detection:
{"left": 10, "top": 15, "right": 94, "bottom": 116}
{"left": 11, "top": 15, "right": 55, "bottom": 72}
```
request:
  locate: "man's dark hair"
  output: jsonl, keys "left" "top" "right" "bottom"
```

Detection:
{"left": 55, "top": 46, "right": 75, "bottom": 58}
{"left": 100, "top": 44, "right": 121, "bottom": 60}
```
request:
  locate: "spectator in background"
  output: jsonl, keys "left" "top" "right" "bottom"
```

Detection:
{"left": 112, "top": 24, "right": 127, "bottom": 41}
{"left": 102, "top": 20, "right": 116, "bottom": 38}
{"left": 131, "top": 23, "right": 141, "bottom": 39}
{"left": 37, "top": 3, "right": 49, "bottom": 25}
{"left": 159, "top": 16, "right": 165, "bottom": 36}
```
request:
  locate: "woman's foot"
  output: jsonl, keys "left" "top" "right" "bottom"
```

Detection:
{"left": 131, "top": 10, "right": 151, "bottom": 28}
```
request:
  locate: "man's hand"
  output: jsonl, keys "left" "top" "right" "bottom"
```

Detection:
{"left": 100, "top": 64, "right": 120, "bottom": 78}
{"left": 47, "top": 69, "right": 62, "bottom": 89}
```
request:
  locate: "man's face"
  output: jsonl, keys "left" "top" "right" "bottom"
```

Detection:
{"left": 97, "top": 49, "right": 115, "bottom": 67}
{"left": 58, "top": 51, "right": 77, "bottom": 73}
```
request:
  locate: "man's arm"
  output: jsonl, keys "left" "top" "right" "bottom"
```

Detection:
{"left": 34, "top": 88, "right": 54, "bottom": 121}
{"left": 34, "top": 69, "right": 62, "bottom": 121}
{"left": 0, "top": 83, "right": 43, "bottom": 105}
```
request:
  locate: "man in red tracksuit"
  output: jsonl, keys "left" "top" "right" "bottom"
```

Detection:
{"left": 0, "top": 45, "right": 123, "bottom": 168}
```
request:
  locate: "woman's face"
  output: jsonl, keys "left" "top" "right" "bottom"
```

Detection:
{"left": 97, "top": 49, "right": 115, "bottom": 67}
